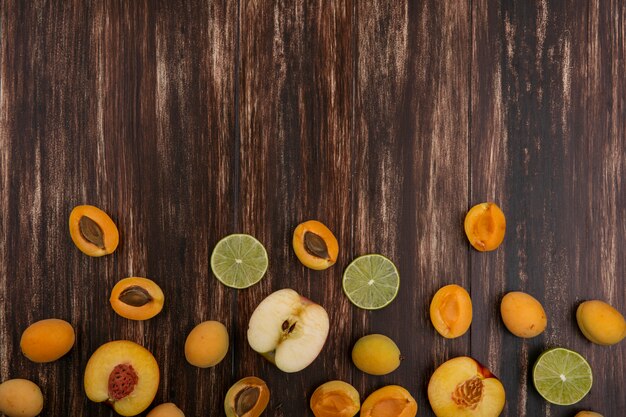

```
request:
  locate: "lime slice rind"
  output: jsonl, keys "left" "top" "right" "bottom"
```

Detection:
{"left": 210, "top": 234, "right": 268, "bottom": 289}
{"left": 532, "top": 348, "right": 593, "bottom": 406}
{"left": 342, "top": 254, "right": 400, "bottom": 310}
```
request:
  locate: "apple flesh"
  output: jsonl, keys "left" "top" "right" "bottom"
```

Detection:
{"left": 247, "top": 288, "right": 330, "bottom": 373}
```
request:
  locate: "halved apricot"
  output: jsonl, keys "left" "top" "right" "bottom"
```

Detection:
{"left": 430, "top": 284, "right": 472, "bottom": 338}
{"left": 69, "top": 205, "right": 119, "bottom": 256}
{"left": 293, "top": 220, "right": 339, "bottom": 270}
{"left": 311, "top": 380, "right": 360, "bottom": 417}
{"left": 224, "top": 377, "right": 270, "bottom": 417}
{"left": 110, "top": 277, "right": 164, "bottom": 321}
{"left": 464, "top": 203, "right": 506, "bottom": 251}
{"left": 360, "top": 385, "right": 417, "bottom": 417}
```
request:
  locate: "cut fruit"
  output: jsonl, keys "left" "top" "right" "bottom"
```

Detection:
{"left": 84, "top": 340, "right": 160, "bottom": 416}
{"left": 247, "top": 289, "right": 329, "bottom": 373}
{"left": 532, "top": 348, "right": 592, "bottom": 406}
{"left": 342, "top": 254, "right": 399, "bottom": 310}
{"left": 211, "top": 234, "right": 268, "bottom": 289}
{"left": 360, "top": 385, "right": 417, "bottom": 417}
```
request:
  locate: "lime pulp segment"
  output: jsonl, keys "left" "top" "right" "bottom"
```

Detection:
{"left": 532, "top": 347, "right": 593, "bottom": 406}
{"left": 342, "top": 254, "right": 399, "bottom": 310}
{"left": 210, "top": 234, "right": 268, "bottom": 289}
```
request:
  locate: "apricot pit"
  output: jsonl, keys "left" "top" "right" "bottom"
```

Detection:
{"left": 293, "top": 220, "right": 339, "bottom": 270}
{"left": 464, "top": 203, "right": 506, "bottom": 251}
{"left": 430, "top": 284, "right": 472, "bottom": 338}
{"left": 224, "top": 377, "right": 270, "bottom": 417}
{"left": 360, "top": 385, "right": 417, "bottom": 417}
{"left": 69, "top": 205, "right": 119, "bottom": 256}
{"left": 310, "top": 380, "right": 360, "bottom": 417}
{"left": 110, "top": 277, "right": 164, "bottom": 320}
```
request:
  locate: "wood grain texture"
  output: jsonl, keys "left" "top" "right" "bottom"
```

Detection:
{"left": 471, "top": 0, "right": 626, "bottom": 416}
{"left": 0, "top": 0, "right": 624, "bottom": 416}
{"left": 353, "top": 0, "right": 470, "bottom": 413}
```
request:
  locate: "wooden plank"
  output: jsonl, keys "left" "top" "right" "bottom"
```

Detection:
{"left": 0, "top": 0, "right": 236, "bottom": 414}
{"left": 237, "top": 1, "right": 354, "bottom": 415}
{"left": 354, "top": 1, "right": 470, "bottom": 414}
{"left": 471, "top": 0, "right": 626, "bottom": 415}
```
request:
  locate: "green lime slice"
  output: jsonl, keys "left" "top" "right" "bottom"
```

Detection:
{"left": 532, "top": 347, "right": 593, "bottom": 405}
{"left": 342, "top": 254, "right": 399, "bottom": 310}
{"left": 210, "top": 234, "right": 268, "bottom": 289}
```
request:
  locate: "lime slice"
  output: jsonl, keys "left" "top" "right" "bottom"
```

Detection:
{"left": 532, "top": 347, "right": 593, "bottom": 405}
{"left": 342, "top": 254, "right": 399, "bottom": 310}
{"left": 210, "top": 234, "right": 268, "bottom": 289}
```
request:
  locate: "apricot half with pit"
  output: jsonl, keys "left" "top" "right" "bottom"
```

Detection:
{"left": 360, "top": 385, "right": 417, "bottom": 417}
{"left": 20, "top": 318, "right": 75, "bottom": 362}
{"left": 147, "top": 403, "right": 185, "bottom": 417}
{"left": 224, "top": 377, "right": 270, "bottom": 417}
{"left": 464, "top": 203, "right": 506, "bottom": 251}
{"left": 576, "top": 300, "right": 626, "bottom": 345}
{"left": 500, "top": 291, "right": 547, "bottom": 338}
{"left": 0, "top": 379, "right": 44, "bottom": 417}
{"left": 428, "top": 356, "right": 505, "bottom": 417}
{"left": 69, "top": 205, "right": 119, "bottom": 256}
{"left": 352, "top": 334, "right": 401, "bottom": 376}
{"left": 293, "top": 220, "right": 339, "bottom": 270}
{"left": 84, "top": 340, "right": 160, "bottom": 416}
{"left": 310, "top": 380, "right": 360, "bottom": 417}
{"left": 110, "top": 277, "right": 164, "bottom": 321}
{"left": 430, "top": 284, "right": 472, "bottom": 338}
{"left": 185, "top": 320, "right": 229, "bottom": 368}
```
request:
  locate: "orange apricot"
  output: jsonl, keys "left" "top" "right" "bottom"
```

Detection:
{"left": 224, "top": 377, "right": 270, "bottom": 417}
{"left": 430, "top": 284, "right": 473, "bottom": 338}
{"left": 293, "top": 220, "right": 339, "bottom": 270}
{"left": 311, "top": 380, "right": 360, "bottom": 417}
{"left": 360, "top": 385, "right": 417, "bottom": 417}
{"left": 185, "top": 320, "right": 229, "bottom": 368}
{"left": 69, "top": 205, "right": 119, "bottom": 256}
{"left": 110, "top": 277, "right": 164, "bottom": 321}
{"left": 464, "top": 203, "right": 506, "bottom": 251}
{"left": 20, "top": 318, "right": 75, "bottom": 363}
{"left": 147, "top": 403, "right": 185, "bottom": 417}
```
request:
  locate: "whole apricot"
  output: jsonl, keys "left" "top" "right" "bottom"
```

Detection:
{"left": 360, "top": 385, "right": 417, "bottom": 417}
{"left": 574, "top": 412, "right": 603, "bottom": 417}
{"left": 352, "top": 334, "right": 401, "bottom": 376}
{"left": 464, "top": 202, "right": 506, "bottom": 251}
{"left": 311, "top": 380, "right": 360, "bottom": 417}
{"left": 185, "top": 320, "right": 229, "bottom": 368}
{"left": 293, "top": 220, "right": 339, "bottom": 270}
{"left": 224, "top": 376, "right": 270, "bottom": 417}
{"left": 147, "top": 403, "right": 185, "bottom": 417}
{"left": 500, "top": 291, "right": 547, "bottom": 338}
{"left": 0, "top": 379, "right": 44, "bottom": 417}
{"left": 20, "top": 318, "right": 75, "bottom": 363}
{"left": 110, "top": 277, "right": 165, "bottom": 321}
{"left": 69, "top": 205, "right": 119, "bottom": 256}
{"left": 576, "top": 300, "right": 626, "bottom": 345}
{"left": 430, "top": 284, "right": 472, "bottom": 338}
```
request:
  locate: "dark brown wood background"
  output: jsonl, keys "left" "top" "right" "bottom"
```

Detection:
{"left": 1, "top": 1, "right": 624, "bottom": 416}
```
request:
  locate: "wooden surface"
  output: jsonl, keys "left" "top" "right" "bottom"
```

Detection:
{"left": 0, "top": 1, "right": 624, "bottom": 416}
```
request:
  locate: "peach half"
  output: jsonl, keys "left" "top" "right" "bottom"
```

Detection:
{"left": 360, "top": 385, "right": 417, "bottom": 417}
{"left": 428, "top": 356, "right": 505, "bottom": 417}
{"left": 84, "top": 340, "right": 159, "bottom": 416}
